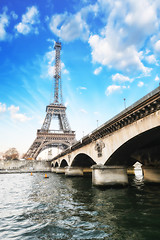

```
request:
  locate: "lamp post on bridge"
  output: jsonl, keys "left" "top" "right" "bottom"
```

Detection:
{"left": 97, "top": 120, "right": 99, "bottom": 128}
{"left": 124, "top": 98, "right": 126, "bottom": 109}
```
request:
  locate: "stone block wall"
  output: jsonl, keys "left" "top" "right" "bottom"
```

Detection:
{"left": 0, "top": 160, "right": 51, "bottom": 173}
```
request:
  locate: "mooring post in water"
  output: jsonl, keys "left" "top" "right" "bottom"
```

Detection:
{"left": 56, "top": 167, "right": 66, "bottom": 174}
{"left": 45, "top": 173, "right": 49, "bottom": 178}
{"left": 65, "top": 167, "right": 83, "bottom": 177}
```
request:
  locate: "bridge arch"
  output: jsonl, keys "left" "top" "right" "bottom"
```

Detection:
{"left": 71, "top": 153, "right": 96, "bottom": 167}
{"left": 60, "top": 159, "right": 68, "bottom": 167}
{"left": 105, "top": 126, "right": 160, "bottom": 167}
{"left": 55, "top": 162, "right": 59, "bottom": 167}
{"left": 35, "top": 141, "right": 70, "bottom": 159}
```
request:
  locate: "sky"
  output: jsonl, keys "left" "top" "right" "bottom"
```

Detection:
{"left": 0, "top": 0, "right": 160, "bottom": 157}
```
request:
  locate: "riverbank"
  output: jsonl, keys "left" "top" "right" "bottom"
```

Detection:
{"left": 0, "top": 159, "right": 51, "bottom": 173}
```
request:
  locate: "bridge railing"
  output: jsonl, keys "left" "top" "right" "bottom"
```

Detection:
{"left": 37, "top": 130, "right": 75, "bottom": 134}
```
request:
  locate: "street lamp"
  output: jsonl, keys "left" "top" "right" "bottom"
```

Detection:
{"left": 123, "top": 98, "right": 126, "bottom": 109}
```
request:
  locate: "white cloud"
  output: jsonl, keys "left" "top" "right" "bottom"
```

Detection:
{"left": 49, "top": 3, "right": 98, "bottom": 42}
{"left": 61, "top": 62, "right": 69, "bottom": 74}
{"left": 0, "top": 103, "right": 6, "bottom": 113}
{"left": 124, "top": 1, "right": 158, "bottom": 35}
{"left": 145, "top": 49, "right": 150, "bottom": 55}
{"left": 10, "top": 11, "right": 18, "bottom": 20}
{"left": 47, "top": 65, "right": 55, "bottom": 78}
{"left": 48, "top": 0, "right": 160, "bottom": 74}
{"left": 154, "top": 40, "right": 160, "bottom": 52}
{"left": 15, "top": 22, "right": 30, "bottom": 35}
{"left": 76, "top": 86, "right": 87, "bottom": 95}
{"left": 105, "top": 85, "right": 124, "bottom": 96}
{"left": 8, "top": 105, "right": 31, "bottom": 122}
{"left": 94, "top": 66, "right": 102, "bottom": 75}
{"left": 112, "top": 73, "right": 133, "bottom": 83}
{"left": 46, "top": 49, "right": 55, "bottom": 65}
{"left": 155, "top": 75, "right": 159, "bottom": 82}
{"left": 0, "top": 10, "right": 9, "bottom": 41}
{"left": 49, "top": 12, "right": 89, "bottom": 42}
{"left": 145, "top": 54, "right": 158, "bottom": 65}
{"left": 45, "top": 16, "right": 49, "bottom": 22}
{"left": 79, "top": 87, "right": 87, "bottom": 90}
{"left": 94, "top": 111, "right": 99, "bottom": 115}
{"left": 88, "top": 0, "right": 159, "bottom": 74}
{"left": 41, "top": 48, "right": 70, "bottom": 78}
{"left": 15, "top": 6, "right": 40, "bottom": 35}
{"left": 64, "top": 101, "right": 69, "bottom": 107}
{"left": 80, "top": 108, "right": 88, "bottom": 114}
{"left": 137, "top": 81, "right": 144, "bottom": 87}
{"left": 89, "top": 35, "right": 151, "bottom": 74}
{"left": 63, "top": 69, "right": 69, "bottom": 74}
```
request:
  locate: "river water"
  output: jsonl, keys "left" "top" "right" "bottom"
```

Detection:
{"left": 0, "top": 172, "right": 160, "bottom": 240}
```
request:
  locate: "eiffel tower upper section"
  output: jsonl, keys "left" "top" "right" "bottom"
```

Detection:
{"left": 53, "top": 41, "right": 63, "bottom": 105}
{"left": 40, "top": 41, "right": 72, "bottom": 134}
{"left": 25, "top": 41, "right": 76, "bottom": 160}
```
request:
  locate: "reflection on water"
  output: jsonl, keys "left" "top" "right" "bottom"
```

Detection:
{"left": 0, "top": 172, "right": 160, "bottom": 240}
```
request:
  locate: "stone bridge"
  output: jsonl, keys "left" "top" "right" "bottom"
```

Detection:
{"left": 51, "top": 87, "right": 160, "bottom": 186}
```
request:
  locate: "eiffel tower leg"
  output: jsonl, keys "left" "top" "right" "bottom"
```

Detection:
{"left": 25, "top": 138, "right": 42, "bottom": 160}
{"left": 32, "top": 138, "right": 47, "bottom": 159}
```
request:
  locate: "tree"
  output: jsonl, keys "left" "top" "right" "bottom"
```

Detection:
{"left": 3, "top": 148, "right": 19, "bottom": 160}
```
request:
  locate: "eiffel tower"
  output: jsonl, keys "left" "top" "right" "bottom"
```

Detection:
{"left": 25, "top": 41, "right": 76, "bottom": 160}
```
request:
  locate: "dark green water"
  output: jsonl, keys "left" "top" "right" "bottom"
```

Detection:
{"left": 0, "top": 172, "right": 160, "bottom": 240}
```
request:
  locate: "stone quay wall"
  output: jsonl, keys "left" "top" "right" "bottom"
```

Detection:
{"left": 0, "top": 160, "right": 51, "bottom": 173}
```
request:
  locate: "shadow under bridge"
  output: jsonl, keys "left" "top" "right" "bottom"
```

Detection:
{"left": 71, "top": 153, "right": 96, "bottom": 168}
{"left": 105, "top": 126, "right": 160, "bottom": 167}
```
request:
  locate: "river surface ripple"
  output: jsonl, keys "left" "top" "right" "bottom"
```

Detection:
{"left": 0, "top": 172, "right": 160, "bottom": 240}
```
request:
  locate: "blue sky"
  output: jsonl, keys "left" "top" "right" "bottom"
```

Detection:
{"left": 0, "top": 0, "right": 160, "bottom": 156}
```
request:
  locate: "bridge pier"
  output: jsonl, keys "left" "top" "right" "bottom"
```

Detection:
{"left": 92, "top": 165, "right": 128, "bottom": 187}
{"left": 56, "top": 167, "right": 66, "bottom": 174}
{"left": 82, "top": 168, "right": 92, "bottom": 176}
{"left": 142, "top": 166, "right": 160, "bottom": 183}
{"left": 65, "top": 167, "right": 83, "bottom": 177}
{"left": 51, "top": 167, "right": 57, "bottom": 173}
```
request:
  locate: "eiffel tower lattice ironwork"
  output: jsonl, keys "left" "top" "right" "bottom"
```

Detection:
{"left": 25, "top": 41, "right": 76, "bottom": 160}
